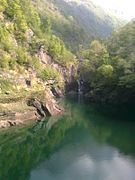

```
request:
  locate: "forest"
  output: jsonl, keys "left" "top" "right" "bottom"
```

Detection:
{"left": 79, "top": 21, "right": 135, "bottom": 103}
{"left": 0, "top": 0, "right": 135, "bottom": 104}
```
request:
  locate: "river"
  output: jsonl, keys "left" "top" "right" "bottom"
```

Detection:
{"left": 0, "top": 98, "right": 135, "bottom": 180}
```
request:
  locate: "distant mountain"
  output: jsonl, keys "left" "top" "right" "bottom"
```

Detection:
{"left": 36, "top": 0, "right": 122, "bottom": 52}
{"left": 53, "top": 0, "right": 121, "bottom": 36}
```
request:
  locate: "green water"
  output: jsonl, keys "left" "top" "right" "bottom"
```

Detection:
{"left": 0, "top": 98, "right": 135, "bottom": 180}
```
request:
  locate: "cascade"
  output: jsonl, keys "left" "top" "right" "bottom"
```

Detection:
{"left": 77, "top": 57, "right": 84, "bottom": 104}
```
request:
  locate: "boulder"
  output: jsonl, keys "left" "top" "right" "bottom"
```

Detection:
{"left": 0, "top": 121, "right": 10, "bottom": 128}
{"left": 51, "top": 87, "right": 63, "bottom": 98}
{"left": 29, "top": 89, "right": 62, "bottom": 117}
{"left": 0, "top": 109, "right": 38, "bottom": 129}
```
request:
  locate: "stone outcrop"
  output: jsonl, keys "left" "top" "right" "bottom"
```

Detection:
{"left": 32, "top": 98, "right": 62, "bottom": 117}
{"left": 26, "top": 28, "right": 34, "bottom": 42}
{"left": 0, "top": 109, "right": 38, "bottom": 128}
{"left": 0, "top": 89, "right": 62, "bottom": 129}
{"left": 29, "top": 89, "right": 62, "bottom": 118}
{"left": 51, "top": 86, "right": 63, "bottom": 98}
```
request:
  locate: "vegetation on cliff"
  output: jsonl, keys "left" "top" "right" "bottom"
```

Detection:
{"left": 0, "top": 0, "right": 75, "bottom": 94}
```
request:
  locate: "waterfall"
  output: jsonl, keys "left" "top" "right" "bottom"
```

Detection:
{"left": 77, "top": 78, "right": 83, "bottom": 94}
{"left": 77, "top": 77, "right": 84, "bottom": 103}
{"left": 77, "top": 57, "right": 84, "bottom": 102}
{"left": 77, "top": 79, "right": 81, "bottom": 93}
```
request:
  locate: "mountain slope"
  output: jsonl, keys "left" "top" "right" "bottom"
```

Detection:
{"left": 0, "top": 0, "right": 76, "bottom": 94}
{"left": 36, "top": 0, "right": 122, "bottom": 52}
{"left": 52, "top": 0, "right": 120, "bottom": 36}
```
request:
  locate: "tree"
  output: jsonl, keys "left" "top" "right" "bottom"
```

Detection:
{"left": 41, "top": 17, "right": 51, "bottom": 34}
{"left": 97, "top": 64, "right": 113, "bottom": 78}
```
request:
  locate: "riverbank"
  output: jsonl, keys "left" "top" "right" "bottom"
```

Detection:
{"left": 0, "top": 88, "right": 63, "bottom": 129}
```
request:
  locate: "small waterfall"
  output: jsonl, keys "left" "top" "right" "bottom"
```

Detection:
{"left": 77, "top": 57, "right": 84, "bottom": 102}
{"left": 77, "top": 77, "right": 84, "bottom": 103}
{"left": 77, "top": 78, "right": 83, "bottom": 94}
{"left": 77, "top": 79, "right": 80, "bottom": 93}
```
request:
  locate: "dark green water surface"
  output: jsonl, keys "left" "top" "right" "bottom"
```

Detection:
{"left": 0, "top": 98, "right": 135, "bottom": 180}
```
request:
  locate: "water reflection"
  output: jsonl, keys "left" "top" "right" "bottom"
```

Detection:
{"left": 0, "top": 99, "right": 135, "bottom": 180}
{"left": 30, "top": 126, "right": 135, "bottom": 180}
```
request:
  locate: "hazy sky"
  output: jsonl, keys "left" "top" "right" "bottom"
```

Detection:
{"left": 92, "top": 0, "right": 135, "bottom": 20}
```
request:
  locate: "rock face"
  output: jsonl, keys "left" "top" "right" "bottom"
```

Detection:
{"left": 26, "top": 28, "right": 34, "bottom": 42}
{"left": 0, "top": 89, "right": 62, "bottom": 129}
{"left": 0, "top": 110, "right": 38, "bottom": 128}
{"left": 30, "top": 89, "right": 62, "bottom": 118}
{"left": 51, "top": 87, "right": 63, "bottom": 98}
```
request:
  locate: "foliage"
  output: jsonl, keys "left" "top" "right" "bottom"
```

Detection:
{"left": 0, "top": 0, "right": 134, "bottom": 103}
{"left": 48, "top": 35, "right": 75, "bottom": 66}
{"left": 32, "top": 56, "right": 42, "bottom": 71}
{"left": 0, "top": 77, "right": 13, "bottom": 92}
{"left": 79, "top": 41, "right": 111, "bottom": 81}
{"left": 48, "top": 0, "right": 121, "bottom": 53}
{"left": 41, "top": 17, "right": 52, "bottom": 34}
{"left": 119, "top": 74, "right": 135, "bottom": 89}
{"left": 38, "top": 65, "right": 60, "bottom": 82}
{"left": 0, "top": 50, "right": 10, "bottom": 69}
{"left": 79, "top": 21, "right": 135, "bottom": 103}
{"left": 0, "top": 0, "right": 75, "bottom": 74}
{"left": 97, "top": 65, "right": 113, "bottom": 78}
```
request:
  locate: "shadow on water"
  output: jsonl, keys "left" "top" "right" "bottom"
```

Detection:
{"left": 0, "top": 98, "right": 135, "bottom": 180}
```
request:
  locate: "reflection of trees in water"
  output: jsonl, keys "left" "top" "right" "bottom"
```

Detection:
{"left": 79, "top": 103, "right": 135, "bottom": 156}
{"left": 0, "top": 103, "right": 82, "bottom": 180}
{"left": 64, "top": 98, "right": 135, "bottom": 156}
{"left": 0, "top": 99, "right": 135, "bottom": 180}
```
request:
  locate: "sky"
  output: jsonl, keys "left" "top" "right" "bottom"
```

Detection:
{"left": 92, "top": 0, "right": 135, "bottom": 20}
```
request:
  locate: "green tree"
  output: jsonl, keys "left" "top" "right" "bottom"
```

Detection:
{"left": 97, "top": 64, "right": 113, "bottom": 78}
{"left": 41, "top": 17, "right": 52, "bottom": 34}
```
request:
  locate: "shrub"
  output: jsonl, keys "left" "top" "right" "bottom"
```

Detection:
{"left": 0, "top": 77, "right": 13, "bottom": 92}
{"left": 38, "top": 65, "right": 60, "bottom": 82}
{"left": 0, "top": 51, "right": 11, "bottom": 69}
{"left": 16, "top": 47, "right": 29, "bottom": 66}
